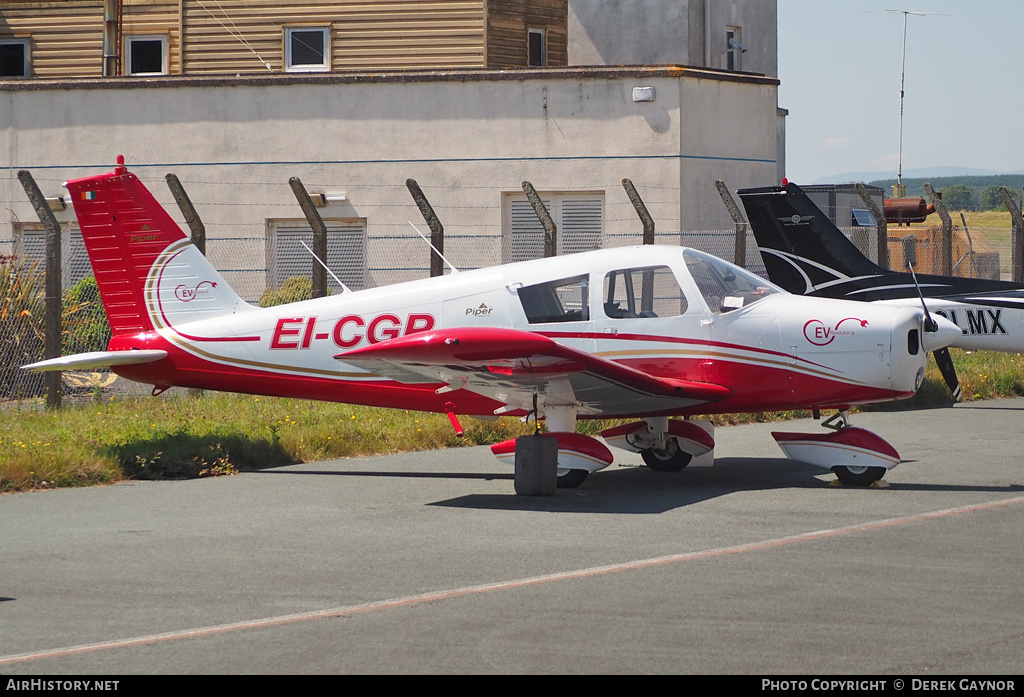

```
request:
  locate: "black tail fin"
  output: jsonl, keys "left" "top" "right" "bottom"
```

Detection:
{"left": 737, "top": 183, "right": 885, "bottom": 295}
{"left": 739, "top": 182, "right": 1024, "bottom": 301}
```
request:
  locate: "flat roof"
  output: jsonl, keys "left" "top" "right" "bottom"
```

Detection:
{"left": 0, "top": 65, "right": 779, "bottom": 93}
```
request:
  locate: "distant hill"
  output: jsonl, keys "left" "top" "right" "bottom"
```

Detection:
{"left": 813, "top": 166, "right": 1009, "bottom": 185}
{"left": 867, "top": 175, "right": 1024, "bottom": 201}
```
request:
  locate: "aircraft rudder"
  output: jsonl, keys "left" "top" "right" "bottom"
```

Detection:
{"left": 66, "top": 161, "right": 242, "bottom": 336}
{"left": 739, "top": 182, "right": 885, "bottom": 293}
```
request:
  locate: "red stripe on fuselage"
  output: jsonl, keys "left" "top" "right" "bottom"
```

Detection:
{"left": 112, "top": 336, "right": 908, "bottom": 416}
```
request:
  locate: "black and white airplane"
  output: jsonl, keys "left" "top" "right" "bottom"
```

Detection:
{"left": 738, "top": 182, "right": 1024, "bottom": 400}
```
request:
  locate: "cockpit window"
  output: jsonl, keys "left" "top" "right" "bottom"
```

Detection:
{"left": 603, "top": 265, "right": 688, "bottom": 319}
{"left": 517, "top": 274, "right": 589, "bottom": 323}
{"left": 683, "top": 249, "right": 780, "bottom": 313}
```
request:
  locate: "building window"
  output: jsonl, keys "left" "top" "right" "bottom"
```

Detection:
{"left": 0, "top": 39, "right": 29, "bottom": 77}
{"left": 285, "top": 27, "right": 330, "bottom": 72}
{"left": 267, "top": 221, "right": 366, "bottom": 293}
{"left": 528, "top": 28, "right": 546, "bottom": 67}
{"left": 725, "top": 27, "right": 743, "bottom": 71}
{"left": 503, "top": 193, "right": 604, "bottom": 264}
{"left": 852, "top": 209, "right": 876, "bottom": 227}
{"left": 125, "top": 35, "right": 167, "bottom": 75}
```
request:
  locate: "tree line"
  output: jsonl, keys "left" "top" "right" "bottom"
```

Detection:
{"left": 869, "top": 175, "right": 1024, "bottom": 211}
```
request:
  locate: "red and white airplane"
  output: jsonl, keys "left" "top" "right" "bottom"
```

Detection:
{"left": 26, "top": 159, "right": 963, "bottom": 488}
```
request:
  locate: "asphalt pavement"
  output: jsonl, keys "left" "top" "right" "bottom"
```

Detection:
{"left": 2, "top": 399, "right": 1022, "bottom": 674}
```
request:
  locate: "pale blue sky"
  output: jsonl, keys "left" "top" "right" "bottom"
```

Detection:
{"left": 778, "top": 0, "right": 1024, "bottom": 183}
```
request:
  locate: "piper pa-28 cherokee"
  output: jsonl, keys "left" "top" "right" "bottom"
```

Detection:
{"left": 25, "top": 159, "right": 962, "bottom": 490}
{"left": 739, "top": 181, "right": 1024, "bottom": 401}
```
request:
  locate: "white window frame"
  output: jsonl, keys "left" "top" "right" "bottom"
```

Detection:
{"left": 266, "top": 219, "right": 367, "bottom": 293}
{"left": 528, "top": 28, "right": 546, "bottom": 67}
{"left": 285, "top": 26, "right": 330, "bottom": 73}
{"left": 125, "top": 34, "right": 168, "bottom": 76}
{"left": 502, "top": 192, "right": 604, "bottom": 264}
{"left": 0, "top": 38, "right": 30, "bottom": 78}
{"left": 725, "top": 26, "right": 742, "bottom": 72}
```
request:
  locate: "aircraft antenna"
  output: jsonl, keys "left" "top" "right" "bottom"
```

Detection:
{"left": 879, "top": 10, "right": 946, "bottom": 196}
{"left": 298, "top": 239, "right": 351, "bottom": 293}
{"left": 408, "top": 221, "right": 459, "bottom": 274}
{"left": 195, "top": 0, "right": 273, "bottom": 70}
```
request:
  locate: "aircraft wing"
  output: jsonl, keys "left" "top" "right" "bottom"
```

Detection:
{"left": 336, "top": 327, "right": 731, "bottom": 417}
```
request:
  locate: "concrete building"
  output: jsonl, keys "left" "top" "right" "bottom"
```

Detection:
{"left": 568, "top": 0, "right": 777, "bottom": 78}
{"left": 0, "top": 1, "right": 783, "bottom": 302}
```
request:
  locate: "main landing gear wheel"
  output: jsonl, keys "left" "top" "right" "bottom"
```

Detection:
{"left": 557, "top": 469, "right": 589, "bottom": 488}
{"left": 641, "top": 440, "right": 693, "bottom": 472}
{"left": 832, "top": 465, "right": 886, "bottom": 486}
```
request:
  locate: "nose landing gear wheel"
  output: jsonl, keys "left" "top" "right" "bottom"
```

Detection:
{"left": 556, "top": 468, "right": 589, "bottom": 488}
{"left": 641, "top": 440, "right": 693, "bottom": 472}
{"left": 832, "top": 465, "right": 886, "bottom": 486}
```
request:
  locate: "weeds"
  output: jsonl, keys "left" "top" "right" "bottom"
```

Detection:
{"left": 2, "top": 349, "right": 1023, "bottom": 493}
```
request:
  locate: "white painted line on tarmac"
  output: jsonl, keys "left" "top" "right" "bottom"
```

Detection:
{"left": 3, "top": 494, "right": 1022, "bottom": 666}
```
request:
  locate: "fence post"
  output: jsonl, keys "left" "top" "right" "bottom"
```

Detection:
{"left": 854, "top": 182, "right": 889, "bottom": 270}
{"left": 622, "top": 179, "right": 656, "bottom": 312}
{"left": 522, "top": 181, "right": 557, "bottom": 257}
{"left": 622, "top": 178, "right": 655, "bottom": 245}
{"left": 288, "top": 177, "right": 328, "bottom": 299}
{"left": 997, "top": 187, "right": 1024, "bottom": 282}
{"left": 714, "top": 180, "right": 747, "bottom": 268}
{"left": 923, "top": 182, "right": 952, "bottom": 276}
{"left": 165, "top": 173, "right": 206, "bottom": 255}
{"left": 406, "top": 179, "right": 445, "bottom": 277}
{"left": 17, "top": 170, "right": 61, "bottom": 409}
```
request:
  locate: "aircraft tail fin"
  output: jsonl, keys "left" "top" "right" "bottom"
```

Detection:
{"left": 737, "top": 183, "right": 886, "bottom": 295}
{"left": 65, "top": 159, "right": 247, "bottom": 337}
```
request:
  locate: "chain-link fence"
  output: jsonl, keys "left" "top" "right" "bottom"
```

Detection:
{"left": 2, "top": 211, "right": 1016, "bottom": 408}
{"left": 879, "top": 225, "right": 1012, "bottom": 281}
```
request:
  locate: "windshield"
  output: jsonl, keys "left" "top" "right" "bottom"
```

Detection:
{"left": 683, "top": 249, "right": 781, "bottom": 313}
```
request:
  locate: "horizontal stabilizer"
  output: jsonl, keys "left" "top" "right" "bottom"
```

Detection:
{"left": 22, "top": 350, "right": 168, "bottom": 372}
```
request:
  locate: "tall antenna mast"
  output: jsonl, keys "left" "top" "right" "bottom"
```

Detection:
{"left": 881, "top": 10, "right": 942, "bottom": 197}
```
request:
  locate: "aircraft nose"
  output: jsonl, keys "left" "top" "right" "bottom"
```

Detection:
{"left": 922, "top": 313, "right": 962, "bottom": 352}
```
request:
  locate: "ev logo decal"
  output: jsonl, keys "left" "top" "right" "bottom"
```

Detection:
{"left": 803, "top": 317, "right": 868, "bottom": 346}
{"left": 174, "top": 281, "right": 217, "bottom": 302}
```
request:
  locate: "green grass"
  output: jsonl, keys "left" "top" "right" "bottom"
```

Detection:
{"left": 3, "top": 349, "right": 1022, "bottom": 493}
{"left": 0, "top": 393, "right": 533, "bottom": 492}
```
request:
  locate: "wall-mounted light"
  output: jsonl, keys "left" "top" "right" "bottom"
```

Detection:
{"left": 45, "top": 196, "right": 66, "bottom": 211}
{"left": 311, "top": 192, "right": 348, "bottom": 207}
{"left": 728, "top": 37, "right": 748, "bottom": 53}
{"left": 632, "top": 86, "right": 655, "bottom": 102}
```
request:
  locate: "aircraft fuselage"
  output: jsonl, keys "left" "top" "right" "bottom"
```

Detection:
{"left": 110, "top": 243, "right": 950, "bottom": 416}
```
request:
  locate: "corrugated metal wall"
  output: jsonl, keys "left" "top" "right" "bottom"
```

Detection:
{"left": 0, "top": 1, "right": 567, "bottom": 76}
{"left": 0, "top": 1, "right": 105, "bottom": 78}
{"left": 123, "top": 1, "right": 181, "bottom": 73}
{"left": 181, "top": 0, "right": 487, "bottom": 73}
{"left": 486, "top": 0, "right": 565, "bottom": 68}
